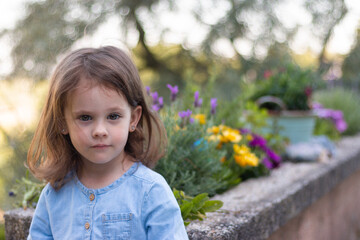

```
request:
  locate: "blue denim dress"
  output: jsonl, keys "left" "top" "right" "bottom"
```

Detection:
{"left": 28, "top": 162, "right": 189, "bottom": 240}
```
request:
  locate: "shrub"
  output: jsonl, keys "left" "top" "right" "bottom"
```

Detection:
{"left": 313, "top": 87, "right": 360, "bottom": 136}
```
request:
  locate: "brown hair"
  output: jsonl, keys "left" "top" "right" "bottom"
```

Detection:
{"left": 27, "top": 46, "right": 167, "bottom": 190}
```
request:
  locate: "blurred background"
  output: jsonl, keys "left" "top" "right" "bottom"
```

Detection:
{"left": 1, "top": 0, "right": 360, "bottom": 236}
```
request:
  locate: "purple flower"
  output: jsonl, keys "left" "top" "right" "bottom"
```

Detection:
{"left": 335, "top": 119, "right": 347, "bottom": 132}
{"left": 178, "top": 109, "right": 192, "bottom": 118}
{"left": 167, "top": 84, "right": 179, "bottom": 102}
{"left": 8, "top": 191, "right": 15, "bottom": 197}
{"left": 178, "top": 109, "right": 194, "bottom": 126}
{"left": 152, "top": 96, "right": 164, "bottom": 112}
{"left": 331, "top": 110, "right": 343, "bottom": 121}
{"left": 262, "top": 157, "right": 274, "bottom": 169}
{"left": 314, "top": 106, "right": 347, "bottom": 133}
{"left": 145, "top": 86, "right": 151, "bottom": 96}
{"left": 194, "top": 91, "right": 203, "bottom": 108}
{"left": 239, "top": 128, "right": 252, "bottom": 134}
{"left": 249, "top": 134, "right": 267, "bottom": 150}
{"left": 151, "top": 92, "right": 159, "bottom": 105}
{"left": 158, "top": 97, "right": 164, "bottom": 109}
{"left": 312, "top": 102, "right": 323, "bottom": 109}
{"left": 152, "top": 104, "right": 161, "bottom": 112}
{"left": 210, "top": 98, "right": 217, "bottom": 115}
{"left": 265, "top": 147, "right": 281, "bottom": 163}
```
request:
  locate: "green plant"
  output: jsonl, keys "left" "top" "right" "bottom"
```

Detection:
{"left": 173, "top": 189, "right": 223, "bottom": 226}
{"left": 155, "top": 108, "right": 240, "bottom": 196}
{"left": 9, "top": 170, "right": 45, "bottom": 209}
{"left": 313, "top": 87, "right": 360, "bottom": 136}
{"left": 250, "top": 63, "right": 324, "bottom": 111}
{"left": 0, "top": 223, "right": 4, "bottom": 240}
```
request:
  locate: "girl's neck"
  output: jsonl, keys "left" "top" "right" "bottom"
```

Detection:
{"left": 77, "top": 154, "right": 134, "bottom": 189}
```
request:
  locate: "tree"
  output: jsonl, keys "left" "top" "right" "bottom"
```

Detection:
{"left": 304, "top": 0, "right": 348, "bottom": 73}
{"left": 342, "top": 27, "right": 360, "bottom": 89}
{"left": 4, "top": 0, "right": 349, "bottom": 83}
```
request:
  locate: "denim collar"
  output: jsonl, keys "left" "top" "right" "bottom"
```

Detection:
{"left": 74, "top": 161, "right": 140, "bottom": 196}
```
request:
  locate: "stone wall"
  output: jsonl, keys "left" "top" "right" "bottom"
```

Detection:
{"left": 5, "top": 134, "right": 360, "bottom": 240}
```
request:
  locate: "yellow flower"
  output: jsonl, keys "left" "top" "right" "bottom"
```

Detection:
{"left": 222, "top": 129, "right": 242, "bottom": 143}
{"left": 234, "top": 153, "right": 259, "bottom": 167}
{"left": 233, "top": 144, "right": 250, "bottom": 155}
{"left": 207, "top": 126, "right": 220, "bottom": 135}
{"left": 194, "top": 114, "right": 206, "bottom": 125}
{"left": 206, "top": 134, "right": 220, "bottom": 142}
{"left": 246, "top": 134, "right": 253, "bottom": 141}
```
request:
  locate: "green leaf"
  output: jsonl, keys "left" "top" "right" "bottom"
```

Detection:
{"left": 180, "top": 201, "right": 193, "bottom": 219}
{"left": 201, "top": 200, "right": 223, "bottom": 212}
{"left": 192, "top": 193, "right": 209, "bottom": 211}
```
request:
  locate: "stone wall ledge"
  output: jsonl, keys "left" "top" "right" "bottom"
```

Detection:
{"left": 187, "top": 134, "right": 360, "bottom": 239}
{"left": 5, "top": 134, "right": 360, "bottom": 240}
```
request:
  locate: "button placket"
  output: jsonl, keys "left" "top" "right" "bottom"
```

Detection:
{"left": 84, "top": 191, "right": 96, "bottom": 239}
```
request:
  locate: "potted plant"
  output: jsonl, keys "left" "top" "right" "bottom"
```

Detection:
{"left": 250, "top": 63, "right": 324, "bottom": 143}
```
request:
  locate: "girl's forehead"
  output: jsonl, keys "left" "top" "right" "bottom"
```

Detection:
{"left": 73, "top": 78, "right": 122, "bottom": 95}
{"left": 65, "top": 78, "right": 125, "bottom": 103}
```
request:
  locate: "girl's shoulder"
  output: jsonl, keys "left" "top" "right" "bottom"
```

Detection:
{"left": 41, "top": 171, "right": 77, "bottom": 197}
{"left": 131, "top": 162, "right": 169, "bottom": 187}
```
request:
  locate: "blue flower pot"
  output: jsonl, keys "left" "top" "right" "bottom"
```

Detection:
{"left": 262, "top": 111, "right": 316, "bottom": 144}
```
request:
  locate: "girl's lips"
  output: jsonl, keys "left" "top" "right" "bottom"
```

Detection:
{"left": 91, "top": 144, "right": 110, "bottom": 149}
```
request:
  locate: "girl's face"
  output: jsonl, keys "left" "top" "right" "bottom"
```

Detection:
{"left": 63, "top": 79, "right": 141, "bottom": 168}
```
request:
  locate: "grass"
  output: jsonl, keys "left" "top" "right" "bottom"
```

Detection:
{"left": 0, "top": 223, "right": 5, "bottom": 240}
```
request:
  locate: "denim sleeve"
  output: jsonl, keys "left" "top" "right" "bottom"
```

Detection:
{"left": 142, "top": 177, "right": 189, "bottom": 240}
{"left": 27, "top": 184, "right": 53, "bottom": 240}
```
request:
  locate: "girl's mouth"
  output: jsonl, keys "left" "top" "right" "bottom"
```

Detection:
{"left": 91, "top": 144, "right": 111, "bottom": 149}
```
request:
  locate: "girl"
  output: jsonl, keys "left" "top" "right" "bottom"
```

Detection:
{"left": 27, "top": 46, "right": 189, "bottom": 239}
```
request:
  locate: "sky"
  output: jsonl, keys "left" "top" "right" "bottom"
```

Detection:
{"left": 0, "top": 0, "right": 359, "bottom": 75}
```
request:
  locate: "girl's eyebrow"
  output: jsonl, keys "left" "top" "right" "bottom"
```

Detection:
{"left": 72, "top": 107, "right": 126, "bottom": 115}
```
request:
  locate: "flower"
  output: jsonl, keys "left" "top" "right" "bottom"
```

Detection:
{"left": 233, "top": 144, "right": 259, "bottom": 167}
{"left": 194, "top": 91, "right": 203, "bottom": 108}
{"left": 313, "top": 103, "right": 347, "bottom": 133}
{"left": 263, "top": 70, "right": 272, "bottom": 79}
{"left": 145, "top": 86, "right": 151, "bottom": 96}
{"left": 178, "top": 109, "right": 194, "bottom": 126}
{"left": 210, "top": 98, "right": 217, "bottom": 115}
{"left": 194, "top": 114, "right": 206, "bottom": 125}
{"left": 150, "top": 92, "right": 164, "bottom": 112}
{"left": 167, "top": 84, "right": 179, "bottom": 102}
{"left": 249, "top": 134, "right": 267, "bottom": 150}
{"left": 178, "top": 109, "right": 192, "bottom": 118}
{"left": 151, "top": 92, "right": 159, "bottom": 105}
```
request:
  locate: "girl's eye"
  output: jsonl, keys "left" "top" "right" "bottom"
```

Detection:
{"left": 79, "top": 115, "right": 92, "bottom": 121}
{"left": 108, "top": 113, "right": 120, "bottom": 120}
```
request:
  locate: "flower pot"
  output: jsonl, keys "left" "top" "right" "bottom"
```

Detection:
{"left": 256, "top": 96, "right": 316, "bottom": 144}
{"left": 263, "top": 110, "right": 316, "bottom": 144}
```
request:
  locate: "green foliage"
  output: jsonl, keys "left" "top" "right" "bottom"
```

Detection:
{"left": 251, "top": 63, "right": 324, "bottom": 111}
{"left": 0, "top": 128, "right": 34, "bottom": 210}
{"left": 9, "top": 170, "right": 45, "bottom": 210}
{"left": 314, "top": 118, "right": 341, "bottom": 140}
{"left": 313, "top": 87, "right": 360, "bottom": 136}
{"left": 154, "top": 108, "right": 240, "bottom": 196}
{"left": 0, "top": 223, "right": 4, "bottom": 240}
{"left": 240, "top": 102, "right": 269, "bottom": 134}
{"left": 173, "top": 189, "right": 223, "bottom": 226}
{"left": 342, "top": 28, "right": 360, "bottom": 89}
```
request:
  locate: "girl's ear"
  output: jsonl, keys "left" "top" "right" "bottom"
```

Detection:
{"left": 61, "top": 128, "right": 69, "bottom": 135}
{"left": 60, "top": 121, "right": 69, "bottom": 135}
{"left": 129, "top": 106, "right": 142, "bottom": 132}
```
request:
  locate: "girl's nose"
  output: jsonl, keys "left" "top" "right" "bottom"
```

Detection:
{"left": 92, "top": 122, "right": 108, "bottom": 138}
